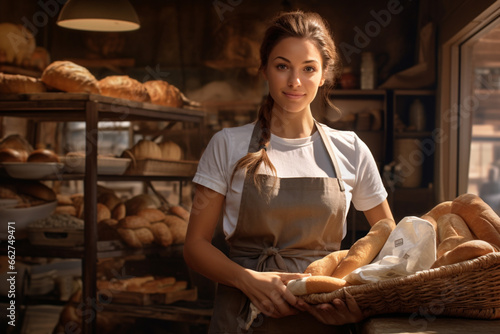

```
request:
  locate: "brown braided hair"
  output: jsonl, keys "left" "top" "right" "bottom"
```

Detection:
{"left": 231, "top": 11, "right": 340, "bottom": 191}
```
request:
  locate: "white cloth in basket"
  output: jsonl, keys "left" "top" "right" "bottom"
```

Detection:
{"left": 345, "top": 216, "right": 436, "bottom": 284}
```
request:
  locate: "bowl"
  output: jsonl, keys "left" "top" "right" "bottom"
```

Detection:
{"left": 2, "top": 162, "right": 64, "bottom": 179}
{"left": 0, "top": 199, "right": 18, "bottom": 210}
{"left": 0, "top": 201, "right": 57, "bottom": 239}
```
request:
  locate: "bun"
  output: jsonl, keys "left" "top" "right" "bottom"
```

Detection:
{"left": 41, "top": 60, "right": 100, "bottom": 93}
{"left": 118, "top": 215, "right": 151, "bottom": 229}
{"left": 97, "top": 203, "right": 111, "bottom": 222}
{"left": 0, "top": 148, "right": 28, "bottom": 162}
{"left": 27, "top": 148, "right": 59, "bottom": 163}
{"left": 304, "top": 249, "right": 349, "bottom": 276}
{"left": 0, "top": 134, "right": 33, "bottom": 153}
{"left": 143, "top": 80, "right": 183, "bottom": 107}
{"left": 169, "top": 205, "right": 190, "bottom": 221}
{"left": 158, "top": 141, "right": 182, "bottom": 160}
{"left": 0, "top": 72, "right": 46, "bottom": 93}
{"left": 150, "top": 222, "right": 173, "bottom": 247}
{"left": 332, "top": 218, "right": 395, "bottom": 279}
{"left": 97, "top": 75, "right": 150, "bottom": 102}
{"left": 137, "top": 208, "right": 166, "bottom": 223}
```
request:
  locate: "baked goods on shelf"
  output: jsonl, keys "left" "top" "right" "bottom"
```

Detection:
{"left": 41, "top": 60, "right": 100, "bottom": 94}
{"left": 97, "top": 75, "right": 151, "bottom": 102}
{"left": 27, "top": 148, "right": 60, "bottom": 163}
{"left": 0, "top": 147, "right": 28, "bottom": 162}
{"left": 143, "top": 80, "right": 183, "bottom": 107}
{"left": 0, "top": 72, "right": 46, "bottom": 93}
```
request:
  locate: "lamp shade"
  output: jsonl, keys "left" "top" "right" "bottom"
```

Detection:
{"left": 57, "top": 0, "right": 140, "bottom": 32}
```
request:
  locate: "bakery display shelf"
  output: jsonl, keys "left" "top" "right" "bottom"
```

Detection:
{"left": 101, "top": 300, "right": 213, "bottom": 325}
{"left": 0, "top": 239, "right": 185, "bottom": 259}
{"left": 0, "top": 93, "right": 205, "bottom": 123}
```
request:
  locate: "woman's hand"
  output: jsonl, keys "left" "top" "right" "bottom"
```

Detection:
{"left": 238, "top": 270, "right": 310, "bottom": 318}
{"left": 296, "top": 292, "right": 363, "bottom": 325}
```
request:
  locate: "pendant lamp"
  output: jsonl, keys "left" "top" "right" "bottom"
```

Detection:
{"left": 57, "top": 0, "right": 140, "bottom": 32}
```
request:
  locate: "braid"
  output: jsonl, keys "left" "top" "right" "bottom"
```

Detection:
{"left": 231, "top": 95, "right": 277, "bottom": 193}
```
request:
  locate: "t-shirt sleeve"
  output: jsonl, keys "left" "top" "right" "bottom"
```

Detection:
{"left": 351, "top": 134, "right": 388, "bottom": 211}
{"left": 192, "top": 129, "right": 231, "bottom": 196}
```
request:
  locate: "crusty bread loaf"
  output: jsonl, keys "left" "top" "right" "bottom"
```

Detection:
{"left": 41, "top": 60, "right": 100, "bottom": 93}
{"left": 158, "top": 140, "right": 182, "bottom": 160}
{"left": 424, "top": 201, "right": 453, "bottom": 220}
{"left": 117, "top": 226, "right": 154, "bottom": 248}
{"left": 451, "top": 193, "right": 500, "bottom": 248}
{"left": 0, "top": 72, "right": 46, "bottom": 93}
{"left": 54, "top": 205, "right": 77, "bottom": 216}
{"left": 0, "top": 134, "right": 33, "bottom": 153}
{"left": 437, "top": 236, "right": 469, "bottom": 258}
{"left": 112, "top": 203, "right": 126, "bottom": 221}
{"left": 437, "top": 213, "right": 473, "bottom": 241}
{"left": 143, "top": 80, "right": 183, "bottom": 107}
{"left": 97, "top": 75, "right": 150, "bottom": 103}
{"left": 304, "top": 249, "right": 349, "bottom": 276}
{"left": 431, "top": 239, "right": 498, "bottom": 269}
{"left": 27, "top": 148, "right": 59, "bottom": 163}
{"left": 287, "top": 276, "right": 349, "bottom": 296}
{"left": 97, "top": 203, "right": 111, "bottom": 223}
{"left": 332, "top": 218, "right": 395, "bottom": 279}
{"left": 0, "top": 148, "right": 28, "bottom": 162}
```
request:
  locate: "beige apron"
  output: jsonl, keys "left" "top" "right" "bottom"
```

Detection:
{"left": 208, "top": 120, "right": 350, "bottom": 334}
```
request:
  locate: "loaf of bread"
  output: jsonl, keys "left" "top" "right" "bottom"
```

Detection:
{"left": 125, "top": 139, "right": 162, "bottom": 161}
{"left": 158, "top": 141, "right": 182, "bottom": 160}
{"left": 431, "top": 239, "right": 498, "bottom": 269}
{"left": 421, "top": 201, "right": 452, "bottom": 245}
{"left": 97, "top": 203, "right": 111, "bottom": 223}
{"left": 41, "top": 60, "right": 100, "bottom": 93}
{"left": 27, "top": 148, "right": 59, "bottom": 163}
{"left": 112, "top": 203, "right": 126, "bottom": 221}
{"left": 451, "top": 193, "right": 500, "bottom": 248}
{"left": 143, "top": 80, "right": 183, "bottom": 107}
{"left": 304, "top": 249, "right": 349, "bottom": 276}
{"left": 332, "top": 218, "right": 395, "bottom": 279}
{"left": 0, "top": 134, "right": 33, "bottom": 153}
{"left": 0, "top": 148, "right": 28, "bottom": 162}
{"left": 0, "top": 72, "right": 46, "bottom": 93}
{"left": 163, "top": 214, "right": 188, "bottom": 244}
{"left": 117, "top": 226, "right": 155, "bottom": 248}
{"left": 437, "top": 213, "right": 473, "bottom": 241}
{"left": 17, "top": 181, "right": 56, "bottom": 202}
{"left": 118, "top": 215, "right": 151, "bottom": 229}
{"left": 54, "top": 205, "right": 77, "bottom": 216}
{"left": 97, "top": 75, "right": 151, "bottom": 103}
{"left": 150, "top": 222, "right": 173, "bottom": 247}
{"left": 287, "top": 276, "right": 349, "bottom": 296}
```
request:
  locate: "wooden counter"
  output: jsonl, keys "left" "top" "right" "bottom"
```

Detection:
{"left": 361, "top": 316, "right": 500, "bottom": 334}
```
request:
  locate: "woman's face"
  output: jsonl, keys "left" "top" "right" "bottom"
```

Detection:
{"left": 264, "top": 37, "right": 325, "bottom": 116}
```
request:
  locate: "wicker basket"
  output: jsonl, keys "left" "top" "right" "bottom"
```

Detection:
{"left": 301, "top": 252, "right": 500, "bottom": 319}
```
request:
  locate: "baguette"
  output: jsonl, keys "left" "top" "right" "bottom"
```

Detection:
{"left": 451, "top": 193, "right": 500, "bottom": 248}
{"left": 431, "top": 239, "right": 498, "bottom": 269}
{"left": 304, "top": 249, "right": 349, "bottom": 276}
{"left": 287, "top": 276, "right": 349, "bottom": 296}
{"left": 332, "top": 218, "right": 395, "bottom": 279}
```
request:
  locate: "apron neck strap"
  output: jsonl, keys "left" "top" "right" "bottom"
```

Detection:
{"left": 314, "top": 120, "right": 345, "bottom": 192}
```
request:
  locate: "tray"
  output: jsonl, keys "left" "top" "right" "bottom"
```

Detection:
{"left": 2, "top": 162, "right": 64, "bottom": 179}
{"left": 28, "top": 227, "right": 84, "bottom": 247}
{"left": 61, "top": 156, "right": 131, "bottom": 175}
{"left": 124, "top": 159, "right": 198, "bottom": 177}
{"left": 301, "top": 252, "right": 500, "bottom": 319}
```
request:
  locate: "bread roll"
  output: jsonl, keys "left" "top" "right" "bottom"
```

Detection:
{"left": 112, "top": 203, "right": 126, "bottom": 221}
{"left": 169, "top": 205, "right": 190, "bottom": 221}
{"left": 451, "top": 193, "right": 500, "bottom": 248}
{"left": 0, "top": 72, "right": 46, "bottom": 93}
{"left": 158, "top": 141, "right": 182, "bottom": 160}
{"left": 57, "top": 194, "right": 74, "bottom": 206}
{"left": 97, "top": 203, "right": 111, "bottom": 222}
{"left": 332, "top": 218, "right": 395, "bottom": 279}
{"left": 150, "top": 222, "right": 173, "bottom": 247}
{"left": 0, "top": 148, "right": 28, "bottom": 162}
{"left": 127, "top": 139, "right": 162, "bottom": 161}
{"left": 304, "top": 249, "right": 349, "bottom": 276}
{"left": 41, "top": 60, "right": 100, "bottom": 93}
{"left": 0, "top": 134, "right": 33, "bottom": 153}
{"left": 55, "top": 205, "right": 77, "bottom": 216}
{"left": 431, "top": 240, "right": 498, "bottom": 269}
{"left": 163, "top": 214, "right": 188, "bottom": 244}
{"left": 27, "top": 148, "right": 60, "bottom": 163}
{"left": 143, "top": 80, "right": 183, "bottom": 107}
{"left": 97, "top": 75, "right": 150, "bottom": 103}
{"left": 117, "top": 228, "right": 142, "bottom": 248}
{"left": 118, "top": 215, "right": 151, "bottom": 229}
{"left": 137, "top": 208, "right": 166, "bottom": 223}
{"left": 287, "top": 276, "right": 349, "bottom": 296}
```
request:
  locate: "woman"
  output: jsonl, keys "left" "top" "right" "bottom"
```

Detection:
{"left": 184, "top": 10, "right": 394, "bottom": 333}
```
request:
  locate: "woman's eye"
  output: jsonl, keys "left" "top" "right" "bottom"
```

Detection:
{"left": 304, "top": 66, "right": 316, "bottom": 73}
{"left": 277, "top": 64, "right": 288, "bottom": 70}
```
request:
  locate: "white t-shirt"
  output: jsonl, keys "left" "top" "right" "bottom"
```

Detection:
{"left": 192, "top": 122, "right": 387, "bottom": 238}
